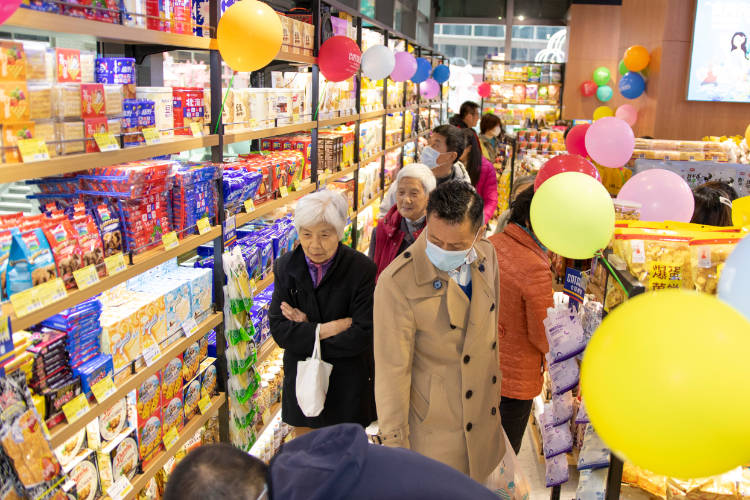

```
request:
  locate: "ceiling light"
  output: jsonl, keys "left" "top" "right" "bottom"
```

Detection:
{"left": 517, "top": 15, "right": 525, "bottom": 20}
{"left": 497, "top": 16, "right": 502, "bottom": 20}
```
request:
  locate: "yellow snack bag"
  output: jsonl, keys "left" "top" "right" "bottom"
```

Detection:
{"left": 689, "top": 236, "right": 743, "bottom": 294}
{"left": 614, "top": 230, "right": 693, "bottom": 290}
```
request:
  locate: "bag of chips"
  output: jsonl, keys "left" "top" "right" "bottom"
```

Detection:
{"left": 541, "top": 404, "right": 573, "bottom": 458}
{"left": 71, "top": 209, "right": 106, "bottom": 277}
{"left": 613, "top": 229, "right": 693, "bottom": 290}
{"left": 552, "top": 391, "right": 574, "bottom": 425}
{"left": 547, "top": 354, "right": 579, "bottom": 395}
{"left": 42, "top": 219, "right": 83, "bottom": 289}
{"left": 6, "top": 228, "right": 57, "bottom": 297}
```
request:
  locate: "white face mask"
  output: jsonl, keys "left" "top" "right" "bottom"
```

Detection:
{"left": 424, "top": 228, "right": 481, "bottom": 272}
{"left": 420, "top": 146, "right": 442, "bottom": 169}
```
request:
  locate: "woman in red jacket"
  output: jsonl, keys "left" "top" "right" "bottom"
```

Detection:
{"left": 489, "top": 186, "right": 554, "bottom": 454}
{"left": 369, "top": 163, "right": 436, "bottom": 280}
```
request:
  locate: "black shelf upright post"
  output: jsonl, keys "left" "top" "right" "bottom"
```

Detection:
{"left": 350, "top": 15, "right": 362, "bottom": 250}
{"left": 310, "top": 0, "right": 321, "bottom": 189}
{"left": 380, "top": 31, "right": 388, "bottom": 195}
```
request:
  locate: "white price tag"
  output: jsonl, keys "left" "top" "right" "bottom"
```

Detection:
{"left": 182, "top": 317, "right": 198, "bottom": 336}
{"left": 107, "top": 476, "right": 133, "bottom": 500}
{"left": 142, "top": 343, "right": 162, "bottom": 366}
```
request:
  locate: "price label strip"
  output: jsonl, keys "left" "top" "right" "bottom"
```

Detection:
{"left": 182, "top": 317, "right": 199, "bottom": 336}
{"left": 93, "top": 132, "right": 120, "bottom": 152}
{"left": 196, "top": 217, "right": 211, "bottom": 235}
{"left": 292, "top": 179, "right": 300, "bottom": 191}
{"left": 104, "top": 252, "right": 127, "bottom": 275}
{"left": 142, "top": 343, "right": 162, "bottom": 367}
{"left": 190, "top": 122, "right": 204, "bottom": 137}
{"left": 73, "top": 264, "right": 99, "bottom": 290}
{"left": 163, "top": 426, "right": 180, "bottom": 449}
{"left": 142, "top": 127, "right": 161, "bottom": 145}
{"left": 279, "top": 185, "right": 289, "bottom": 197}
{"left": 107, "top": 477, "right": 134, "bottom": 500}
{"left": 244, "top": 199, "right": 255, "bottom": 213}
{"left": 10, "top": 278, "right": 66, "bottom": 318}
{"left": 17, "top": 138, "right": 50, "bottom": 162}
{"left": 91, "top": 376, "right": 116, "bottom": 403}
{"left": 198, "top": 394, "right": 212, "bottom": 414}
{"left": 62, "top": 393, "right": 90, "bottom": 424}
{"left": 162, "top": 231, "right": 179, "bottom": 250}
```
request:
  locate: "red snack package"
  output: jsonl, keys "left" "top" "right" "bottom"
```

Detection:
{"left": 71, "top": 209, "right": 106, "bottom": 277}
{"left": 42, "top": 219, "right": 83, "bottom": 289}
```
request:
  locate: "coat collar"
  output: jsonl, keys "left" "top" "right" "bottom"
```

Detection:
{"left": 503, "top": 223, "right": 549, "bottom": 263}
{"left": 288, "top": 242, "right": 347, "bottom": 289}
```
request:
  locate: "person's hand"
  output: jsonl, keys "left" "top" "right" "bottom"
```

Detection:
{"left": 281, "top": 302, "right": 308, "bottom": 323}
{"left": 320, "top": 317, "right": 352, "bottom": 339}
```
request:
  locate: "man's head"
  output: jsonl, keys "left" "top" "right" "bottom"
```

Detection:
{"left": 164, "top": 444, "right": 268, "bottom": 500}
{"left": 427, "top": 125, "right": 465, "bottom": 177}
{"left": 459, "top": 101, "right": 480, "bottom": 128}
{"left": 426, "top": 181, "right": 484, "bottom": 253}
{"left": 395, "top": 163, "right": 436, "bottom": 221}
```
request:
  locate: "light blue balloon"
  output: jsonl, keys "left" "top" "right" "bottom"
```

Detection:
{"left": 596, "top": 85, "right": 613, "bottom": 102}
{"left": 411, "top": 57, "right": 432, "bottom": 84}
{"left": 718, "top": 235, "right": 750, "bottom": 321}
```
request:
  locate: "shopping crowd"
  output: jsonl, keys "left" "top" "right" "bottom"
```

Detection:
{"left": 165, "top": 103, "right": 735, "bottom": 499}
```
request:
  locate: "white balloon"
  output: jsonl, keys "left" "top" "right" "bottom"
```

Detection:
{"left": 361, "top": 45, "right": 396, "bottom": 80}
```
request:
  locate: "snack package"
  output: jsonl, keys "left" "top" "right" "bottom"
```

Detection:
{"left": 577, "top": 424, "right": 610, "bottom": 470}
{"left": 576, "top": 468, "right": 608, "bottom": 500}
{"left": 544, "top": 305, "right": 587, "bottom": 362}
{"left": 613, "top": 230, "right": 693, "bottom": 290}
{"left": 547, "top": 353, "right": 579, "bottom": 395}
{"left": 70, "top": 211, "right": 105, "bottom": 277}
{"left": 6, "top": 227, "right": 57, "bottom": 297}
{"left": 552, "top": 390, "right": 574, "bottom": 425}
{"left": 43, "top": 219, "right": 83, "bottom": 289}
{"left": 575, "top": 398, "right": 590, "bottom": 424}
{"left": 689, "top": 236, "right": 742, "bottom": 294}
{"left": 545, "top": 453, "right": 569, "bottom": 488}
{"left": 93, "top": 204, "right": 123, "bottom": 257}
{"left": 541, "top": 404, "right": 573, "bottom": 458}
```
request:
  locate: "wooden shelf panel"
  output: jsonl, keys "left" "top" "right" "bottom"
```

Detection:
{"left": 276, "top": 51, "right": 315, "bottom": 65}
{"left": 360, "top": 110, "right": 386, "bottom": 120}
{"left": 486, "top": 81, "right": 561, "bottom": 86}
{"left": 359, "top": 150, "right": 385, "bottom": 165}
{"left": 3, "top": 227, "right": 221, "bottom": 331}
{"left": 0, "top": 135, "right": 219, "bottom": 184}
{"left": 6, "top": 9, "right": 216, "bottom": 49}
{"left": 223, "top": 121, "right": 317, "bottom": 144}
{"left": 49, "top": 313, "right": 223, "bottom": 448}
{"left": 125, "top": 393, "right": 226, "bottom": 499}
{"left": 257, "top": 337, "right": 279, "bottom": 366}
{"left": 356, "top": 192, "right": 382, "bottom": 217}
{"left": 320, "top": 164, "right": 357, "bottom": 185}
{"left": 254, "top": 273, "right": 274, "bottom": 295}
{"left": 385, "top": 107, "right": 406, "bottom": 114}
{"left": 234, "top": 182, "right": 315, "bottom": 227}
{"left": 318, "top": 114, "right": 359, "bottom": 127}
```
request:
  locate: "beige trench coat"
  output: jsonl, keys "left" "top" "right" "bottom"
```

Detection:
{"left": 373, "top": 232, "right": 504, "bottom": 482}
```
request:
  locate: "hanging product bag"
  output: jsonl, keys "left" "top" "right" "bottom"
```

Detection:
{"left": 296, "top": 325, "right": 333, "bottom": 417}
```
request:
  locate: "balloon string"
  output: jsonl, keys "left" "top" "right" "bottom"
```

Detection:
{"left": 214, "top": 72, "right": 235, "bottom": 135}
{"left": 314, "top": 81, "right": 328, "bottom": 122}
{"left": 596, "top": 250, "right": 630, "bottom": 298}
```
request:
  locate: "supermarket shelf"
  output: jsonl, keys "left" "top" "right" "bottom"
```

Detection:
{"left": 49, "top": 312, "right": 223, "bottom": 448}
{"left": 223, "top": 122, "right": 317, "bottom": 144}
{"left": 356, "top": 193, "right": 382, "bottom": 217}
{"left": 320, "top": 164, "right": 357, "bottom": 185}
{"left": 276, "top": 50, "right": 315, "bottom": 65}
{"left": 360, "top": 150, "right": 385, "bottom": 165}
{"left": 251, "top": 401, "right": 281, "bottom": 454}
{"left": 6, "top": 9, "right": 216, "bottom": 49}
{"left": 318, "top": 113, "right": 359, "bottom": 127}
{"left": 485, "top": 81, "right": 561, "bottom": 86}
{"left": 484, "top": 100, "right": 559, "bottom": 106}
{"left": 360, "top": 110, "right": 386, "bottom": 120}
{"left": 126, "top": 392, "right": 226, "bottom": 500}
{"left": 0, "top": 135, "right": 220, "bottom": 184}
{"left": 254, "top": 273, "right": 274, "bottom": 295}
{"left": 257, "top": 337, "right": 279, "bottom": 366}
{"left": 235, "top": 182, "right": 316, "bottom": 227}
{"left": 386, "top": 107, "right": 406, "bottom": 114}
{"left": 384, "top": 140, "right": 408, "bottom": 153}
{"left": 3, "top": 227, "right": 222, "bottom": 331}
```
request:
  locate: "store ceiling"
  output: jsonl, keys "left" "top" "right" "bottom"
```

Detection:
{"left": 434, "top": 0, "right": 572, "bottom": 22}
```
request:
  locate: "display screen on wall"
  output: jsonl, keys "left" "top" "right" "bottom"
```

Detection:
{"left": 687, "top": 0, "right": 750, "bottom": 102}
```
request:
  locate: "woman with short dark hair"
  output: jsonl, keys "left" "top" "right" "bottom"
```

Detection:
{"left": 479, "top": 113, "right": 504, "bottom": 164}
{"left": 690, "top": 180, "right": 738, "bottom": 227}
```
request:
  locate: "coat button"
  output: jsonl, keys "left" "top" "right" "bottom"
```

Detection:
{"left": 465, "top": 390, "right": 473, "bottom": 399}
{"left": 450, "top": 324, "right": 456, "bottom": 329}
{"left": 478, "top": 263, "right": 485, "bottom": 272}
{"left": 466, "top": 422, "right": 473, "bottom": 432}
{"left": 433, "top": 280, "right": 443, "bottom": 290}
{"left": 463, "top": 355, "right": 470, "bottom": 364}
{"left": 490, "top": 303, "right": 495, "bottom": 311}
{"left": 404, "top": 251, "right": 411, "bottom": 258}
{"left": 491, "top": 341, "right": 497, "bottom": 350}
{"left": 492, "top": 375, "right": 497, "bottom": 384}
{"left": 491, "top": 407, "right": 497, "bottom": 416}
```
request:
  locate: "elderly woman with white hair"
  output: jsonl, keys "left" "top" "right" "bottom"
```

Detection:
{"left": 270, "top": 189, "right": 377, "bottom": 437}
{"left": 369, "top": 163, "right": 436, "bottom": 280}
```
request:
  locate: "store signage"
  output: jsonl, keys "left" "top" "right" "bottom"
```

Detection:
{"left": 0, "top": 316, "right": 11, "bottom": 358}
{"left": 107, "top": 477, "right": 134, "bottom": 500}
{"left": 648, "top": 261, "right": 682, "bottom": 290}
{"left": 10, "top": 278, "right": 66, "bottom": 317}
{"left": 244, "top": 199, "right": 255, "bottom": 213}
{"left": 190, "top": 123, "right": 204, "bottom": 137}
{"left": 182, "top": 317, "right": 198, "bottom": 337}
{"left": 563, "top": 267, "right": 586, "bottom": 311}
{"left": 142, "top": 343, "right": 162, "bottom": 366}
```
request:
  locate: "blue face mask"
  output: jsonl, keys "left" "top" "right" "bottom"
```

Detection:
{"left": 420, "top": 146, "right": 441, "bottom": 169}
{"left": 425, "top": 229, "right": 481, "bottom": 272}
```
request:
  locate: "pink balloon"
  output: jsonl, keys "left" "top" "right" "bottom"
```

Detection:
{"left": 617, "top": 169, "right": 694, "bottom": 222}
{"left": 615, "top": 104, "right": 638, "bottom": 126}
{"left": 420, "top": 78, "right": 440, "bottom": 99}
{"left": 0, "top": 0, "right": 22, "bottom": 24}
{"left": 390, "top": 52, "right": 417, "bottom": 82}
{"left": 585, "top": 116, "right": 635, "bottom": 168}
{"left": 565, "top": 124, "right": 590, "bottom": 158}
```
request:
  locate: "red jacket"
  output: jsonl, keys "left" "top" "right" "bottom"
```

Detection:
{"left": 371, "top": 205, "right": 424, "bottom": 280}
{"left": 489, "top": 224, "right": 553, "bottom": 400}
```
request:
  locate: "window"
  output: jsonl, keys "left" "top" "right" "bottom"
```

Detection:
{"left": 511, "top": 48, "right": 529, "bottom": 60}
{"left": 535, "top": 26, "right": 565, "bottom": 41}
{"left": 441, "top": 24, "right": 472, "bottom": 36}
{"left": 511, "top": 26, "right": 534, "bottom": 39}
{"left": 471, "top": 46, "right": 501, "bottom": 66}
{"left": 473, "top": 25, "right": 505, "bottom": 38}
{"left": 436, "top": 44, "right": 469, "bottom": 60}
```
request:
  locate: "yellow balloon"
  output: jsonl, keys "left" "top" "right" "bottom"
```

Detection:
{"left": 745, "top": 123, "right": 750, "bottom": 145}
{"left": 218, "top": 0, "right": 283, "bottom": 73}
{"left": 581, "top": 290, "right": 750, "bottom": 479}
{"left": 530, "top": 172, "right": 614, "bottom": 259}
{"left": 593, "top": 105, "right": 614, "bottom": 121}
{"left": 732, "top": 195, "right": 750, "bottom": 227}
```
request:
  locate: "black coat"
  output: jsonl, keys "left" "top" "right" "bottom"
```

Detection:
{"left": 270, "top": 243, "right": 377, "bottom": 428}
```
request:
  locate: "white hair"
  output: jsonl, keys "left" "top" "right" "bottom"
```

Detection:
{"left": 396, "top": 163, "right": 437, "bottom": 194}
{"left": 294, "top": 189, "right": 349, "bottom": 238}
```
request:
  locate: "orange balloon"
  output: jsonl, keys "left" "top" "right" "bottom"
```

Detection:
{"left": 218, "top": 0, "right": 283, "bottom": 73}
{"left": 624, "top": 45, "right": 650, "bottom": 72}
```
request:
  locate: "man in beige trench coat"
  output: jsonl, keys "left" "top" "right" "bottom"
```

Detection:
{"left": 374, "top": 181, "right": 504, "bottom": 483}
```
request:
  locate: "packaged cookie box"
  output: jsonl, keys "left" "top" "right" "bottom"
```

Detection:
{"left": 199, "top": 357, "right": 216, "bottom": 398}
{"left": 182, "top": 340, "right": 201, "bottom": 383}
{"left": 62, "top": 448, "right": 100, "bottom": 500}
{"left": 162, "top": 355, "right": 184, "bottom": 432}
{"left": 173, "top": 266, "right": 212, "bottom": 318}
{"left": 136, "top": 373, "right": 163, "bottom": 466}
{"left": 131, "top": 291, "right": 168, "bottom": 345}
{"left": 85, "top": 396, "right": 129, "bottom": 450}
{"left": 100, "top": 305, "right": 140, "bottom": 373}
{"left": 0, "top": 82, "right": 30, "bottom": 123}
{"left": 0, "top": 41, "right": 27, "bottom": 82}
{"left": 96, "top": 427, "right": 139, "bottom": 493}
{"left": 182, "top": 375, "right": 201, "bottom": 420}
{"left": 137, "top": 277, "right": 191, "bottom": 334}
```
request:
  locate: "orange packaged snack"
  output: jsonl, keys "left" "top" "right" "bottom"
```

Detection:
{"left": 689, "top": 236, "right": 743, "bottom": 294}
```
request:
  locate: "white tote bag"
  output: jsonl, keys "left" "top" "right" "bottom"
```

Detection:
{"left": 296, "top": 325, "right": 333, "bottom": 417}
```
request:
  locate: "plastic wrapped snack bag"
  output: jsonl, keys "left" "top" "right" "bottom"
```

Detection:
{"left": 545, "top": 453, "right": 569, "bottom": 488}
{"left": 575, "top": 398, "right": 590, "bottom": 425}
{"left": 544, "top": 305, "right": 587, "bottom": 362}
{"left": 577, "top": 424, "right": 610, "bottom": 471}
{"left": 547, "top": 353, "right": 580, "bottom": 394}
{"left": 552, "top": 391, "right": 574, "bottom": 425}
{"left": 541, "top": 404, "right": 573, "bottom": 458}
{"left": 576, "top": 468, "right": 608, "bottom": 500}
